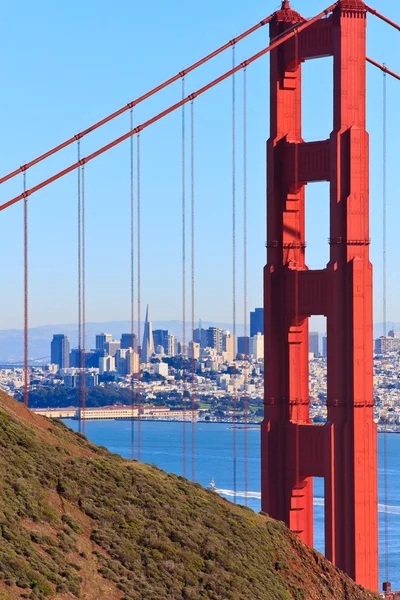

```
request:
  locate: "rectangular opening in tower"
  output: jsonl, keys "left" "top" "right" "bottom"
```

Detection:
{"left": 305, "top": 182, "right": 329, "bottom": 270}
{"left": 309, "top": 317, "right": 327, "bottom": 424}
{"left": 302, "top": 57, "right": 333, "bottom": 143}
{"left": 313, "top": 477, "right": 325, "bottom": 555}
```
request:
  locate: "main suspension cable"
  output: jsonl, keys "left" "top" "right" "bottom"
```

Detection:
{"left": 182, "top": 76, "right": 187, "bottom": 479}
{"left": 0, "top": 15, "right": 276, "bottom": 187}
{"left": 0, "top": 3, "right": 338, "bottom": 214}
{"left": 23, "top": 172, "right": 28, "bottom": 408}
{"left": 366, "top": 57, "right": 400, "bottom": 81}
{"left": 191, "top": 99, "right": 196, "bottom": 482}
{"left": 243, "top": 66, "right": 248, "bottom": 506}
{"left": 365, "top": 4, "right": 400, "bottom": 32}
{"left": 232, "top": 44, "right": 237, "bottom": 503}
{"left": 130, "top": 108, "right": 135, "bottom": 461}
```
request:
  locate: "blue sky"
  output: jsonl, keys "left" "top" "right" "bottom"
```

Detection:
{"left": 0, "top": 0, "right": 398, "bottom": 331}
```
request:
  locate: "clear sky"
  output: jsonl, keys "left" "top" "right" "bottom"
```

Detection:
{"left": 0, "top": 0, "right": 398, "bottom": 331}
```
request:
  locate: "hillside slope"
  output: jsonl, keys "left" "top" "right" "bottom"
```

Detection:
{"left": 0, "top": 390, "right": 378, "bottom": 600}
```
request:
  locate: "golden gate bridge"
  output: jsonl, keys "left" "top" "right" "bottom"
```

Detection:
{"left": 0, "top": 0, "right": 399, "bottom": 595}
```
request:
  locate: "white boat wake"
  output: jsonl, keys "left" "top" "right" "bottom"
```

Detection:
{"left": 215, "top": 489, "right": 400, "bottom": 514}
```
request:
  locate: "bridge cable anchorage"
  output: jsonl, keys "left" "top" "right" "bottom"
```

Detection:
{"left": 130, "top": 108, "right": 135, "bottom": 461}
{"left": 81, "top": 163, "right": 87, "bottom": 436}
{"left": 77, "top": 140, "right": 83, "bottom": 433}
{"left": 190, "top": 99, "right": 196, "bottom": 482}
{"left": 0, "top": 3, "right": 339, "bottom": 214}
{"left": 137, "top": 133, "right": 141, "bottom": 461}
{"left": 0, "top": 15, "right": 277, "bottom": 187}
{"left": 243, "top": 66, "right": 248, "bottom": 506}
{"left": 364, "top": 4, "right": 400, "bottom": 32}
{"left": 382, "top": 64, "right": 390, "bottom": 592}
{"left": 232, "top": 43, "right": 237, "bottom": 503}
{"left": 181, "top": 75, "right": 187, "bottom": 479}
{"left": 23, "top": 171, "right": 29, "bottom": 408}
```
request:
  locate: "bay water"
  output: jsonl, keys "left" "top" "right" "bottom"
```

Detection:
{"left": 63, "top": 419, "right": 400, "bottom": 591}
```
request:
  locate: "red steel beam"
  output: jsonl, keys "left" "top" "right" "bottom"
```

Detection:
{"left": 0, "top": 2, "right": 338, "bottom": 213}
{"left": 367, "top": 56, "right": 400, "bottom": 81}
{"left": 0, "top": 14, "right": 275, "bottom": 186}
{"left": 365, "top": 4, "right": 400, "bottom": 32}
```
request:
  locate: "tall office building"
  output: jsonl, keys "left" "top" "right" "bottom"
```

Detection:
{"left": 104, "top": 340, "right": 121, "bottom": 357}
{"left": 120, "top": 333, "right": 137, "bottom": 351}
{"left": 99, "top": 355, "right": 116, "bottom": 375}
{"left": 141, "top": 305, "right": 154, "bottom": 362}
{"left": 222, "top": 331, "right": 235, "bottom": 360}
{"left": 194, "top": 327, "right": 208, "bottom": 349}
{"left": 50, "top": 334, "right": 70, "bottom": 369}
{"left": 250, "top": 308, "right": 264, "bottom": 337}
{"left": 322, "top": 336, "right": 327, "bottom": 359}
{"left": 95, "top": 333, "right": 112, "bottom": 350}
{"left": 153, "top": 329, "right": 169, "bottom": 353}
{"left": 309, "top": 332, "right": 319, "bottom": 357}
{"left": 69, "top": 349, "right": 100, "bottom": 369}
{"left": 167, "top": 335, "right": 178, "bottom": 356}
{"left": 237, "top": 336, "right": 250, "bottom": 355}
{"left": 207, "top": 327, "right": 222, "bottom": 353}
{"left": 250, "top": 333, "right": 264, "bottom": 360}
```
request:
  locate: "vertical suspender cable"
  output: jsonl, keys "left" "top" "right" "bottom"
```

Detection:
{"left": 23, "top": 172, "right": 28, "bottom": 407}
{"left": 182, "top": 76, "right": 187, "bottom": 479}
{"left": 81, "top": 164, "right": 86, "bottom": 435}
{"left": 294, "top": 30, "right": 300, "bottom": 536}
{"left": 243, "top": 67, "right": 248, "bottom": 505}
{"left": 130, "top": 108, "right": 135, "bottom": 461}
{"left": 232, "top": 44, "right": 237, "bottom": 502}
{"left": 382, "top": 65, "right": 389, "bottom": 589}
{"left": 191, "top": 99, "right": 196, "bottom": 482}
{"left": 137, "top": 133, "right": 142, "bottom": 461}
{"left": 77, "top": 141, "right": 83, "bottom": 433}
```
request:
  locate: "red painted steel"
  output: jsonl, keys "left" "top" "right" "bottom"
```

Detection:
{"left": 365, "top": 4, "right": 400, "bottom": 31}
{"left": 0, "top": 15, "right": 275, "bottom": 186}
{"left": 262, "top": 0, "right": 378, "bottom": 592}
{"left": 367, "top": 57, "right": 400, "bottom": 81}
{"left": 0, "top": 3, "right": 337, "bottom": 214}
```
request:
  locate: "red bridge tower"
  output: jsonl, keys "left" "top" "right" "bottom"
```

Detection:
{"left": 262, "top": 0, "right": 378, "bottom": 592}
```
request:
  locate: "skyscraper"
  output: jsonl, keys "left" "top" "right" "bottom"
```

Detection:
{"left": 237, "top": 336, "right": 250, "bottom": 356}
{"left": 95, "top": 333, "right": 112, "bottom": 350}
{"left": 250, "top": 333, "right": 264, "bottom": 360}
{"left": 206, "top": 327, "right": 222, "bottom": 353}
{"left": 51, "top": 334, "right": 70, "bottom": 369}
{"left": 322, "top": 336, "right": 327, "bottom": 359}
{"left": 141, "top": 305, "right": 154, "bottom": 362}
{"left": 193, "top": 327, "right": 208, "bottom": 349}
{"left": 250, "top": 308, "right": 264, "bottom": 337}
{"left": 309, "top": 332, "right": 319, "bottom": 357}
{"left": 167, "top": 335, "right": 178, "bottom": 356}
{"left": 120, "top": 333, "right": 137, "bottom": 351}
{"left": 153, "top": 329, "right": 169, "bottom": 353}
{"left": 104, "top": 340, "right": 121, "bottom": 357}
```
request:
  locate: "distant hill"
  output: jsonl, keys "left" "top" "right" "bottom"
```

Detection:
{"left": 0, "top": 320, "right": 398, "bottom": 363}
{"left": 0, "top": 321, "right": 245, "bottom": 363}
{"left": 0, "top": 390, "right": 379, "bottom": 600}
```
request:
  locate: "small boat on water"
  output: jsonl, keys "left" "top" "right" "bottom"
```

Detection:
{"left": 207, "top": 477, "right": 217, "bottom": 491}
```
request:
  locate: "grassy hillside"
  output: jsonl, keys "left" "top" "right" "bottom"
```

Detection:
{"left": 0, "top": 390, "right": 378, "bottom": 600}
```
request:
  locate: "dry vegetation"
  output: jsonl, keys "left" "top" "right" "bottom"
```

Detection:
{"left": 0, "top": 390, "right": 378, "bottom": 600}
